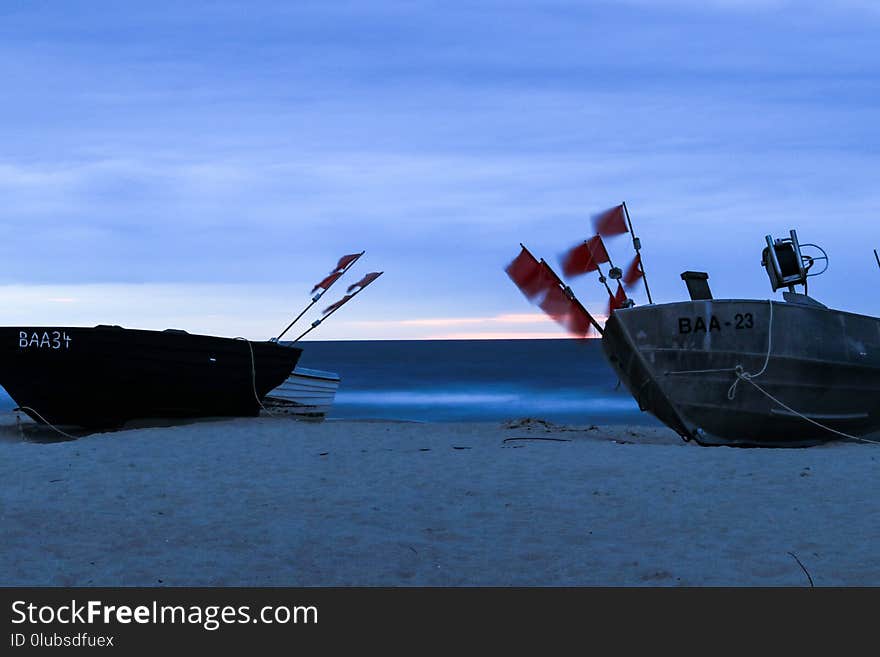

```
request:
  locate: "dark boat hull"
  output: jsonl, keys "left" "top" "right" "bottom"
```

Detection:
{"left": 601, "top": 299, "right": 880, "bottom": 446}
{"left": 0, "top": 326, "right": 302, "bottom": 428}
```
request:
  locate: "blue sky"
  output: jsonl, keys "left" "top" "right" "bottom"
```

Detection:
{"left": 0, "top": 1, "right": 877, "bottom": 339}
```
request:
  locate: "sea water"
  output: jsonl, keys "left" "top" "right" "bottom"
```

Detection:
{"left": 0, "top": 339, "right": 656, "bottom": 425}
{"left": 296, "top": 339, "right": 656, "bottom": 425}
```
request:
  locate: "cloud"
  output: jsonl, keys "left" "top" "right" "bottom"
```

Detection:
{"left": 0, "top": 284, "right": 579, "bottom": 340}
{"left": 0, "top": 0, "right": 878, "bottom": 332}
{"left": 351, "top": 313, "right": 552, "bottom": 327}
{"left": 607, "top": 0, "right": 880, "bottom": 14}
{"left": 425, "top": 331, "right": 577, "bottom": 340}
{"left": 338, "top": 311, "right": 573, "bottom": 339}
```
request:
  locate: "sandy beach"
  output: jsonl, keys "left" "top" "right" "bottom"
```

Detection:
{"left": 2, "top": 413, "right": 878, "bottom": 586}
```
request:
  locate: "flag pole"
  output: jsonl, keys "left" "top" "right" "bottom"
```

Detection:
{"left": 276, "top": 251, "right": 364, "bottom": 341}
{"left": 621, "top": 201, "right": 653, "bottom": 304}
{"left": 585, "top": 238, "right": 616, "bottom": 301}
{"left": 293, "top": 272, "right": 383, "bottom": 342}
{"left": 595, "top": 264, "right": 615, "bottom": 300}
{"left": 540, "top": 260, "right": 604, "bottom": 335}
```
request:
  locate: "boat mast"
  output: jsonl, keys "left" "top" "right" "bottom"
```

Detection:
{"left": 540, "top": 259, "right": 604, "bottom": 335}
{"left": 621, "top": 201, "right": 654, "bottom": 304}
{"left": 293, "top": 272, "right": 384, "bottom": 342}
{"left": 276, "top": 251, "right": 364, "bottom": 341}
{"left": 585, "top": 238, "right": 617, "bottom": 302}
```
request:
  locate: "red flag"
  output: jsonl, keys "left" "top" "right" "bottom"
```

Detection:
{"left": 623, "top": 253, "right": 643, "bottom": 288}
{"left": 322, "top": 294, "right": 353, "bottom": 315}
{"left": 561, "top": 241, "right": 595, "bottom": 277}
{"left": 538, "top": 285, "right": 595, "bottom": 338}
{"left": 562, "top": 235, "right": 612, "bottom": 278}
{"left": 607, "top": 282, "right": 628, "bottom": 317}
{"left": 347, "top": 271, "right": 383, "bottom": 293}
{"left": 538, "top": 285, "right": 570, "bottom": 320}
{"left": 335, "top": 253, "right": 362, "bottom": 272}
{"left": 508, "top": 252, "right": 598, "bottom": 337}
{"left": 506, "top": 247, "right": 553, "bottom": 300}
{"left": 565, "top": 306, "right": 593, "bottom": 338}
{"left": 311, "top": 271, "right": 343, "bottom": 294}
{"left": 592, "top": 205, "right": 628, "bottom": 237}
{"left": 585, "top": 235, "right": 611, "bottom": 267}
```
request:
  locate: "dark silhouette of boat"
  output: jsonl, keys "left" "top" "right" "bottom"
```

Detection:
{"left": 0, "top": 325, "right": 301, "bottom": 429}
{"left": 602, "top": 230, "right": 880, "bottom": 446}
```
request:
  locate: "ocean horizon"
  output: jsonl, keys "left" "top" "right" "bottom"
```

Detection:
{"left": 0, "top": 338, "right": 655, "bottom": 426}
{"left": 295, "top": 338, "right": 656, "bottom": 425}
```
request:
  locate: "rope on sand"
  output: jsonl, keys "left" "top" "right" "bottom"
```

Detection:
{"left": 15, "top": 337, "right": 281, "bottom": 438}
{"left": 16, "top": 406, "right": 79, "bottom": 441}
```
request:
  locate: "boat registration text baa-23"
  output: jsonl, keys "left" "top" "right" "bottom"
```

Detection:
{"left": 18, "top": 331, "right": 72, "bottom": 350}
{"left": 678, "top": 313, "right": 754, "bottom": 334}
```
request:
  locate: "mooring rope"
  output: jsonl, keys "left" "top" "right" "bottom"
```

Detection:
{"left": 733, "top": 374, "right": 880, "bottom": 444}
{"left": 664, "top": 299, "right": 880, "bottom": 445}
{"left": 235, "top": 337, "right": 276, "bottom": 416}
{"left": 16, "top": 406, "right": 79, "bottom": 440}
{"left": 665, "top": 300, "right": 775, "bottom": 383}
{"left": 726, "top": 299, "right": 774, "bottom": 401}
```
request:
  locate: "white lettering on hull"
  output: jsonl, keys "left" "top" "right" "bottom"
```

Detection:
{"left": 18, "top": 331, "right": 72, "bottom": 350}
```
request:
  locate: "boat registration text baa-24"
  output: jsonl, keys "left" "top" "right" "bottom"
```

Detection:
{"left": 18, "top": 331, "right": 72, "bottom": 350}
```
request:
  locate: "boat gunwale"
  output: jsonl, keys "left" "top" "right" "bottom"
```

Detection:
{"left": 616, "top": 297, "right": 880, "bottom": 325}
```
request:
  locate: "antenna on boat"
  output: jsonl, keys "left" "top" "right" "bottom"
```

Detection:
{"left": 621, "top": 202, "right": 654, "bottom": 304}
{"left": 275, "top": 251, "right": 365, "bottom": 341}
{"left": 293, "top": 272, "right": 383, "bottom": 342}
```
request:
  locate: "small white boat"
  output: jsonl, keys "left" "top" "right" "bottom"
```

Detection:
{"left": 263, "top": 367, "right": 340, "bottom": 420}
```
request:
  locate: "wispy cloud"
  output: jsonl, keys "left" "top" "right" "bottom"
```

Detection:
{"left": 351, "top": 313, "right": 552, "bottom": 327}
{"left": 0, "top": 1, "right": 877, "bottom": 332}
{"left": 340, "top": 312, "right": 574, "bottom": 339}
{"left": 426, "top": 331, "right": 589, "bottom": 340}
{"left": 612, "top": 0, "right": 880, "bottom": 13}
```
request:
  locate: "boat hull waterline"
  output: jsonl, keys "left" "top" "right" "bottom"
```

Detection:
{"left": 0, "top": 326, "right": 302, "bottom": 429}
{"left": 601, "top": 299, "right": 880, "bottom": 446}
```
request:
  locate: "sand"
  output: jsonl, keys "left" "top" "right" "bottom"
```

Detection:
{"left": 1, "top": 413, "right": 878, "bottom": 586}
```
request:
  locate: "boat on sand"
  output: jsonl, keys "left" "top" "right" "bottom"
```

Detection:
{"left": 602, "top": 230, "right": 880, "bottom": 446}
{"left": 0, "top": 325, "right": 301, "bottom": 429}
{"left": 508, "top": 216, "right": 880, "bottom": 447}
{"left": 263, "top": 367, "right": 341, "bottom": 420}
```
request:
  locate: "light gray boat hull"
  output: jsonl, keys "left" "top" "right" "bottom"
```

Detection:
{"left": 601, "top": 298, "right": 880, "bottom": 446}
